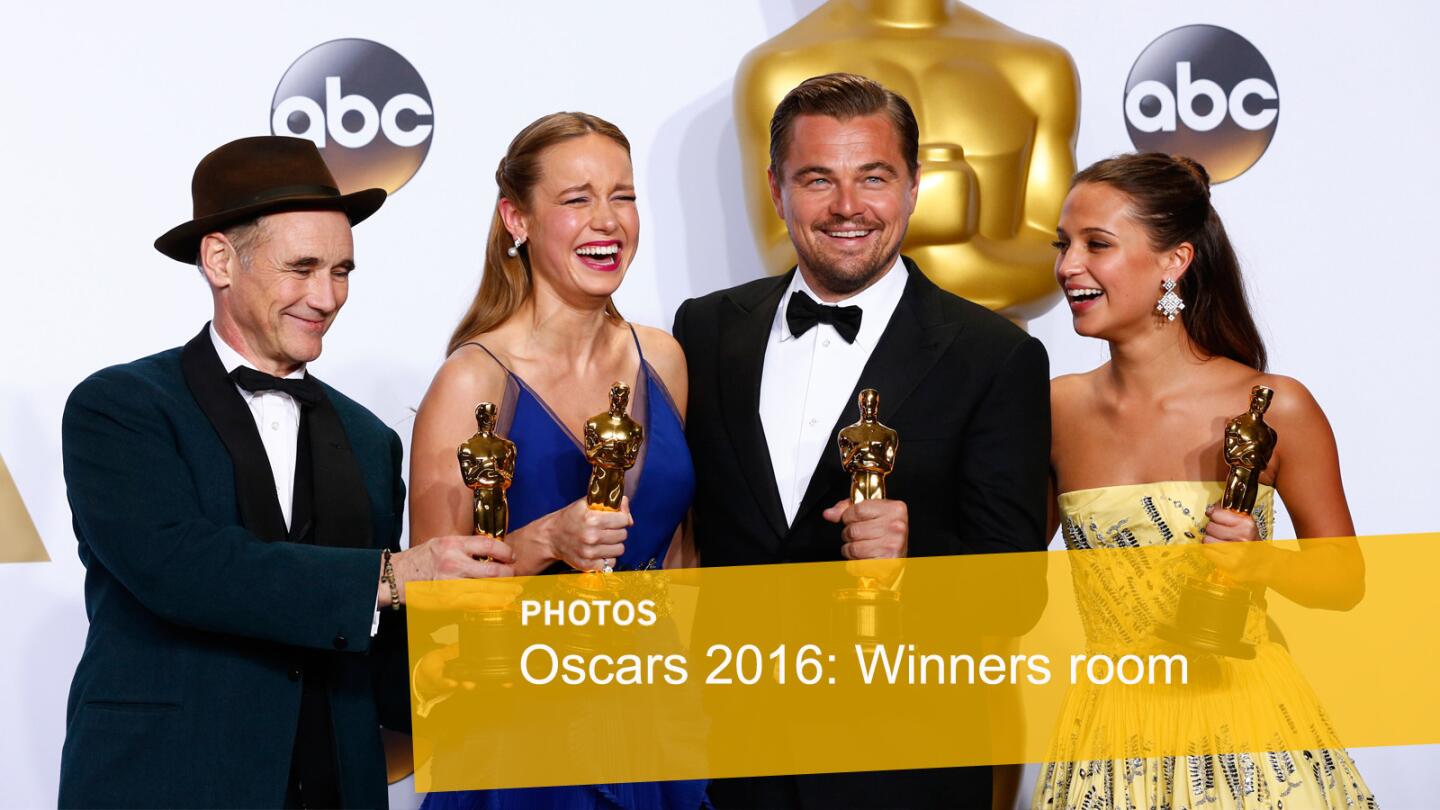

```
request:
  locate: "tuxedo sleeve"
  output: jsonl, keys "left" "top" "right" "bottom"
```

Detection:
{"left": 372, "top": 429, "right": 412, "bottom": 732}
{"left": 957, "top": 335, "right": 1051, "bottom": 555}
{"left": 671, "top": 298, "right": 692, "bottom": 351}
{"left": 62, "top": 370, "right": 383, "bottom": 653}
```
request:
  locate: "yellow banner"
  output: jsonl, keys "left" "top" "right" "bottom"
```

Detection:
{"left": 407, "top": 533, "right": 1439, "bottom": 792}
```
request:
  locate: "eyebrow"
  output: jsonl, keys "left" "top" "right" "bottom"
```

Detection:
{"left": 558, "top": 182, "right": 636, "bottom": 196}
{"left": 858, "top": 161, "right": 898, "bottom": 176}
{"left": 285, "top": 257, "right": 355, "bottom": 271}
{"left": 1056, "top": 227, "right": 1119, "bottom": 237}
{"left": 791, "top": 162, "right": 898, "bottom": 179}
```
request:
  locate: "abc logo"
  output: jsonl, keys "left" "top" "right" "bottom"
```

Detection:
{"left": 271, "top": 39, "right": 433, "bottom": 194}
{"left": 1124, "top": 25, "right": 1278, "bottom": 183}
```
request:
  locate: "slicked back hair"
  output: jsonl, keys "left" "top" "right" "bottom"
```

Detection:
{"left": 768, "top": 72, "right": 920, "bottom": 179}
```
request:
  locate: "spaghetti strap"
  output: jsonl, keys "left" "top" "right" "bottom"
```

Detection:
{"left": 454, "top": 340, "right": 508, "bottom": 370}
{"left": 451, "top": 341, "right": 520, "bottom": 439}
{"left": 626, "top": 323, "right": 645, "bottom": 365}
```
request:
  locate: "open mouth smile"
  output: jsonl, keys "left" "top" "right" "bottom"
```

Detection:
{"left": 820, "top": 227, "right": 878, "bottom": 249}
{"left": 1065, "top": 286, "right": 1104, "bottom": 311}
{"left": 575, "top": 240, "right": 622, "bottom": 271}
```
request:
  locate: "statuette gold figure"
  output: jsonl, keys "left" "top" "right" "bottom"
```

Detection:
{"left": 458, "top": 402, "right": 516, "bottom": 540}
{"left": 1221, "top": 386, "right": 1278, "bottom": 516}
{"left": 584, "top": 382, "right": 644, "bottom": 513}
{"left": 1157, "top": 385, "right": 1279, "bottom": 660}
{"left": 836, "top": 389, "right": 901, "bottom": 598}
{"left": 837, "top": 388, "right": 898, "bottom": 504}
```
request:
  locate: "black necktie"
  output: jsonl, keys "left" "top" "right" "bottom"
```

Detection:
{"left": 231, "top": 366, "right": 324, "bottom": 406}
{"left": 786, "top": 291, "right": 862, "bottom": 343}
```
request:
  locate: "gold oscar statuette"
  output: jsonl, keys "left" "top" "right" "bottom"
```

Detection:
{"left": 584, "top": 381, "right": 644, "bottom": 514}
{"left": 834, "top": 388, "right": 902, "bottom": 646}
{"left": 459, "top": 402, "right": 517, "bottom": 542}
{"left": 1158, "top": 385, "right": 1278, "bottom": 660}
{"left": 735, "top": 0, "right": 1079, "bottom": 324}
{"left": 568, "top": 382, "right": 643, "bottom": 589}
{"left": 450, "top": 402, "right": 519, "bottom": 682}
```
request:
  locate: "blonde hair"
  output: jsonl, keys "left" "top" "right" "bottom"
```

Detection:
{"left": 447, "top": 112, "right": 631, "bottom": 355}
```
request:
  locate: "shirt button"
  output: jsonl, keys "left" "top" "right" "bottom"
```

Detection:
{"left": 808, "top": 418, "right": 818, "bottom": 427}
{"left": 271, "top": 422, "right": 279, "bottom": 430}
{"left": 822, "top": 339, "right": 831, "bottom": 348}
{"left": 333, "top": 634, "right": 348, "bottom": 650}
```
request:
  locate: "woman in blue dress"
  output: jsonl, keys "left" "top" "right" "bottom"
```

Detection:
{"left": 408, "top": 112, "right": 706, "bottom": 809}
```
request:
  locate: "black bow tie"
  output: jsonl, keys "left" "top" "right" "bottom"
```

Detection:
{"left": 786, "top": 291, "right": 862, "bottom": 343}
{"left": 231, "top": 366, "right": 324, "bottom": 406}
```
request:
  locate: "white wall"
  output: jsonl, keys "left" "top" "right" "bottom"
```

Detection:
{"left": 0, "top": 2, "right": 1432, "bottom": 807}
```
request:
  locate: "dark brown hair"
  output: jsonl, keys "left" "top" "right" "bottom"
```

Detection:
{"left": 447, "top": 112, "right": 629, "bottom": 356}
{"left": 768, "top": 73, "right": 919, "bottom": 178}
{"left": 1074, "top": 153, "right": 1268, "bottom": 371}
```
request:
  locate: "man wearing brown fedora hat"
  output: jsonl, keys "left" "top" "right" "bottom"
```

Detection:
{"left": 58, "top": 136, "right": 514, "bottom": 808}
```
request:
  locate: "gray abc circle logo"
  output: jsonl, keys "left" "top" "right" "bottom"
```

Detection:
{"left": 271, "top": 38, "right": 433, "bottom": 194}
{"left": 1124, "top": 25, "right": 1278, "bottom": 183}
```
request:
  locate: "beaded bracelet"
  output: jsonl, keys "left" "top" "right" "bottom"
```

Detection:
{"left": 381, "top": 549, "right": 400, "bottom": 611}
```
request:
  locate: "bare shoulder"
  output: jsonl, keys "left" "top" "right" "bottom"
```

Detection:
{"left": 632, "top": 323, "right": 688, "bottom": 396}
{"left": 1050, "top": 367, "right": 1101, "bottom": 418}
{"left": 1249, "top": 371, "right": 1329, "bottom": 431}
{"left": 421, "top": 342, "right": 511, "bottom": 413}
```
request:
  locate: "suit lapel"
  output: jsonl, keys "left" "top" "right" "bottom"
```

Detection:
{"left": 305, "top": 380, "right": 373, "bottom": 550}
{"left": 792, "top": 259, "right": 965, "bottom": 527}
{"left": 181, "top": 325, "right": 289, "bottom": 542}
{"left": 181, "top": 324, "right": 373, "bottom": 550}
{"left": 718, "top": 274, "right": 791, "bottom": 541}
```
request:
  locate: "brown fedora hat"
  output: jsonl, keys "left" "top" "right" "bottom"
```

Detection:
{"left": 154, "top": 135, "right": 387, "bottom": 263}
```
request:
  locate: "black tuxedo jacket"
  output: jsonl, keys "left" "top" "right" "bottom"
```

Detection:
{"left": 673, "top": 258, "right": 1050, "bottom": 809}
{"left": 58, "top": 326, "right": 409, "bottom": 809}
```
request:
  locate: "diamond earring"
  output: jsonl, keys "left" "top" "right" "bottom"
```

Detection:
{"left": 1156, "top": 278, "right": 1185, "bottom": 321}
{"left": 506, "top": 236, "right": 526, "bottom": 258}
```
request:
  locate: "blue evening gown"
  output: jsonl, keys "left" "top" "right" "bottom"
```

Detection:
{"left": 422, "top": 328, "right": 708, "bottom": 810}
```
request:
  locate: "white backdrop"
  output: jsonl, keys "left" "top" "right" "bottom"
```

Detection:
{"left": 1, "top": 2, "right": 1434, "bottom": 807}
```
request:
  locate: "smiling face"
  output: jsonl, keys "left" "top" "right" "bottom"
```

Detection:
{"left": 204, "top": 209, "right": 355, "bottom": 375}
{"left": 769, "top": 113, "right": 919, "bottom": 300}
{"left": 1053, "top": 182, "right": 1193, "bottom": 341}
{"left": 503, "top": 134, "right": 638, "bottom": 307}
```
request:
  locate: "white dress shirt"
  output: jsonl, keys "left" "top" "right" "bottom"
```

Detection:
{"left": 759, "top": 256, "right": 908, "bottom": 526}
{"left": 210, "top": 325, "right": 383, "bottom": 635}
{"left": 209, "top": 324, "right": 304, "bottom": 530}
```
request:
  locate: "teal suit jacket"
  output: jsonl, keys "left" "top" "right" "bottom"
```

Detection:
{"left": 58, "top": 327, "right": 409, "bottom": 808}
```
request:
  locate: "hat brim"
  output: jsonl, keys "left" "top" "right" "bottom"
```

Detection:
{"left": 154, "top": 187, "right": 387, "bottom": 264}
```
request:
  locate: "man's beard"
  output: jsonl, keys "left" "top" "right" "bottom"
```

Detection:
{"left": 797, "top": 222, "right": 905, "bottom": 297}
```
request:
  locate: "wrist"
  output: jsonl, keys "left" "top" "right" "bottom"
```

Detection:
{"left": 1255, "top": 543, "right": 1284, "bottom": 588}
{"left": 385, "top": 547, "right": 414, "bottom": 603}
{"left": 509, "top": 520, "right": 556, "bottom": 576}
{"left": 381, "top": 549, "right": 400, "bottom": 610}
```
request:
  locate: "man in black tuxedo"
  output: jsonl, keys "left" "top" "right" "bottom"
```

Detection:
{"left": 673, "top": 74, "right": 1050, "bottom": 808}
{"left": 58, "top": 136, "right": 514, "bottom": 808}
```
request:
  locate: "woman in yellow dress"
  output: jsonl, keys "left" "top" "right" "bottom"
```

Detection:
{"left": 1033, "top": 153, "right": 1378, "bottom": 809}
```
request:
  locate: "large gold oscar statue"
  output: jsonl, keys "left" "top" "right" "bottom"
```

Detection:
{"left": 0, "top": 453, "right": 47, "bottom": 563}
{"left": 735, "top": 0, "right": 1079, "bottom": 323}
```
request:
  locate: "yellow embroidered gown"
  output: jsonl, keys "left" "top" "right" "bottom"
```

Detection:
{"left": 1032, "top": 481, "right": 1377, "bottom": 810}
